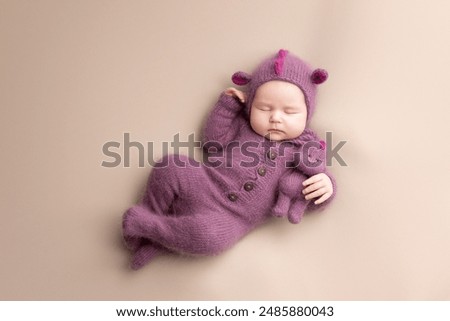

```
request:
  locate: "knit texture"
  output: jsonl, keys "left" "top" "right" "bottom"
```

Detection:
{"left": 122, "top": 92, "right": 336, "bottom": 268}
{"left": 232, "top": 49, "right": 328, "bottom": 121}
{"left": 273, "top": 135, "right": 327, "bottom": 224}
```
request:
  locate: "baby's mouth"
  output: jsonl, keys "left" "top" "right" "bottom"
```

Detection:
{"left": 264, "top": 129, "right": 285, "bottom": 140}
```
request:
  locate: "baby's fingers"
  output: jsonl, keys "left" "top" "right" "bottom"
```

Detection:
{"left": 224, "top": 87, "right": 237, "bottom": 96}
{"left": 304, "top": 187, "right": 326, "bottom": 201}
{"left": 234, "top": 90, "right": 246, "bottom": 103}
{"left": 224, "top": 87, "right": 246, "bottom": 102}
{"left": 302, "top": 181, "right": 324, "bottom": 195}
{"left": 314, "top": 192, "right": 332, "bottom": 205}
{"left": 302, "top": 173, "right": 324, "bottom": 187}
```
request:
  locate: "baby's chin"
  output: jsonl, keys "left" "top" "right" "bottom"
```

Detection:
{"left": 264, "top": 131, "right": 287, "bottom": 141}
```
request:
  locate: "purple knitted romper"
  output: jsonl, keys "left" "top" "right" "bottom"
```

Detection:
{"left": 122, "top": 50, "right": 336, "bottom": 269}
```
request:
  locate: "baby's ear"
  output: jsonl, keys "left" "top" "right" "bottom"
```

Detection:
{"left": 311, "top": 69, "right": 328, "bottom": 85}
{"left": 231, "top": 71, "right": 252, "bottom": 86}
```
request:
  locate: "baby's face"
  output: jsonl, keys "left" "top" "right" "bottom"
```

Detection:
{"left": 250, "top": 80, "right": 307, "bottom": 141}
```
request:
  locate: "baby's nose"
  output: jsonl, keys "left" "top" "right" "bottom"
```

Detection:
{"left": 270, "top": 111, "right": 282, "bottom": 122}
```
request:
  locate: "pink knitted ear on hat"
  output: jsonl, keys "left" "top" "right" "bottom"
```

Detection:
{"left": 231, "top": 71, "right": 251, "bottom": 86}
{"left": 274, "top": 49, "right": 288, "bottom": 75}
{"left": 311, "top": 69, "right": 328, "bottom": 84}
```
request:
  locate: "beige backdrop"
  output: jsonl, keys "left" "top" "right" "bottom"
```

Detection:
{"left": 1, "top": 0, "right": 449, "bottom": 300}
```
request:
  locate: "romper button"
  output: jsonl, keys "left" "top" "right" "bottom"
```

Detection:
{"left": 228, "top": 193, "right": 238, "bottom": 202}
{"left": 267, "top": 150, "right": 277, "bottom": 160}
{"left": 244, "top": 182, "right": 254, "bottom": 192}
{"left": 257, "top": 166, "right": 266, "bottom": 176}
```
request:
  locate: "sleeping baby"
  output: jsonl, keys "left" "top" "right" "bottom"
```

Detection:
{"left": 122, "top": 49, "right": 336, "bottom": 269}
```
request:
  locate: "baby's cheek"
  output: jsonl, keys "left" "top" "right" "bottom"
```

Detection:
{"left": 286, "top": 119, "right": 306, "bottom": 138}
{"left": 249, "top": 111, "right": 267, "bottom": 134}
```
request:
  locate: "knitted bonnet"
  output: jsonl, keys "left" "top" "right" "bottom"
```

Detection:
{"left": 231, "top": 49, "right": 328, "bottom": 121}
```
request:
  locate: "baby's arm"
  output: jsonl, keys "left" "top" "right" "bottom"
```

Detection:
{"left": 202, "top": 88, "right": 246, "bottom": 150}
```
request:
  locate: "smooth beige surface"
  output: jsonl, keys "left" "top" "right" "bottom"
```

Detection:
{"left": 1, "top": 0, "right": 450, "bottom": 300}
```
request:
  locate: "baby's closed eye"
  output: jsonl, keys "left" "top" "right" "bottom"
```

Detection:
{"left": 256, "top": 105, "right": 271, "bottom": 111}
{"left": 284, "top": 108, "right": 301, "bottom": 114}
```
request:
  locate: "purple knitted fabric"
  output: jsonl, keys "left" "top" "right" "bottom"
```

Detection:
{"left": 232, "top": 49, "right": 328, "bottom": 121}
{"left": 122, "top": 50, "right": 336, "bottom": 269}
{"left": 273, "top": 132, "right": 327, "bottom": 224}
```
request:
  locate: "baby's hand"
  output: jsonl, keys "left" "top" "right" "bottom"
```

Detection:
{"left": 224, "top": 87, "right": 246, "bottom": 103}
{"left": 302, "top": 173, "right": 333, "bottom": 205}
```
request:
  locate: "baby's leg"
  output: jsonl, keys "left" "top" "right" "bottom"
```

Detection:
{"left": 122, "top": 204, "right": 155, "bottom": 252}
{"left": 130, "top": 241, "right": 166, "bottom": 270}
{"left": 123, "top": 154, "right": 208, "bottom": 266}
{"left": 143, "top": 154, "right": 202, "bottom": 215}
{"left": 123, "top": 204, "right": 173, "bottom": 268}
{"left": 123, "top": 204, "right": 246, "bottom": 256}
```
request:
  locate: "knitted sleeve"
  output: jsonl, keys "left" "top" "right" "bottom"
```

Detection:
{"left": 202, "top": 93, "right": 246, "bottom": 151}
